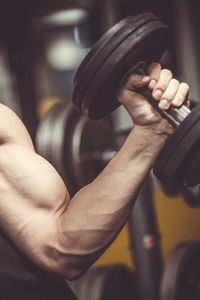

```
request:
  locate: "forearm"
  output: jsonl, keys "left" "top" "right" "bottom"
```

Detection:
{"left": 57, "top": 121, "right": 171, "bottom": 272}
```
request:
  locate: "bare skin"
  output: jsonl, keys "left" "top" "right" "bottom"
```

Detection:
{"left": 0, "top": 63, "right": 189, "bottom": 280}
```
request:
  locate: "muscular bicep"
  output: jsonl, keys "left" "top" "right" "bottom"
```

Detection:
{"left": 0, "top": 144, "right": 70, "bottom": 268}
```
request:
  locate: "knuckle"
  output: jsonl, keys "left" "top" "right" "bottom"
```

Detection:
{"left": 163, "top": 91, "right": 174, "bottom": 100}
{"left": 129, "top": 74, "right": 140, "bottom": 84}
{"left": 157, "top": 81, "right": 168, "bottom": 91}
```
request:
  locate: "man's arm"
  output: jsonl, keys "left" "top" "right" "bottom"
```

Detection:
{"left": 0, "top": 63, "right": 189, "bottom": 280}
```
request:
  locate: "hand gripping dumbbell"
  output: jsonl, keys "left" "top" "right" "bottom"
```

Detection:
{"left": 73, "top": 12, "right": 200, "bottom": 194}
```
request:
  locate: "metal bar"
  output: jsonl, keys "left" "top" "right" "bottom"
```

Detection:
{"left": 173, "top": 0, "right": 200, "bottom": 103}
{"left": 128, "top": 175, "right": 163, "bottom": 300}
{"left": 135, "top": 66, "right": 191, "bottom": 128}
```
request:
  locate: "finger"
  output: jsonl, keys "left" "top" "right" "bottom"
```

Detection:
{"left": 158, "top": 79, "right": 179, "bottom": 110}
{"left": 147, "top": 63, "right": 161, "bottom": 90}
{"left": 121, "top": 73, "right": 150, "bottom": 90}
{"left": 152, "top": 69, "right": 173, "bottom": 101}
{"left": 171, "top": 82, "right": 189, "bottom": 107}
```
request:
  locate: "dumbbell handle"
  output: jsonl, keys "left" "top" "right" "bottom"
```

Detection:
{"left": 135, "top": 65, "right": 191, "bottom": 128}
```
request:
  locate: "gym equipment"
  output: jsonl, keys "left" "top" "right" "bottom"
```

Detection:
{"left": 73, "top": 12, "right": 170, "bottom": 119}
{"left": 67, "top": 264, "right": 136, "bottom": 300}
{"left": 182, "top": 184, "right": 200, "bottom": 207}
{"left": 72, "top": 11, "right": 200, "bottom": 193}
{"left": 128, "top": 175, "right": 163, "bottom": 300}
{"left": 160, "top": 242, "right": 200, "bottom": 300}
{"left": 36, "top": 102, "right": 116, "bottom": 195}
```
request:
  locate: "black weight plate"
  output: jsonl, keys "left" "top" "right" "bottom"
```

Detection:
{"left": 68, "top": 264, "right": 136, "bottom": 300}
{"left": 182, "top": 184, "right": 200, "bottom": 207}
{"left": 36, "top": 101, "right": 115, "bottom": 196}
{"left": 74, "top": 12, "right": 157, "bottom": 85}
{"left": 36, "top": 102, "right": 81, "bottom": 195}
{"left": 73, "top": 12, "right": 159, "bottom": 109}
{"left": 74, "top": 16, "right": 134, "bottom": 85}
{"left": 76, "top": 18, "right": 169, "bottom": 119}
{"left": 64, "top": 113, "right": 115, "bottom": 191}
{"left": 157, "top": 120, "right": 200, "bottom": 192}
{"left": 154, "top": 104, "right": 200, "bottom": 192}
{"left": 160, "top": 242, "right": 200, "bottom": 300}
{"left": 73, "top": 21, "right": 122, "bottom": 86}
{"left": 185, "top": 141, "right": 200, "bottom": 186}
{"left": 154, "top": 104, "right": 200, "bottom": 181}
{"left": 36, "top": 102, "right": 67, "bottom": 164}
{"left": 48, "top": 104, "right": 80, "bottom": 181}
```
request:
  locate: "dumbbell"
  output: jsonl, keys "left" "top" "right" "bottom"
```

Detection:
{"left": 72, "top": 12, "right": 200, "bottom": 194}
{"left": 160, "top": 242, "right": 200, "bottom": 300}
{"left": 67, "top": 264, "right": 136, "bottom": 300}
{"left": 36, "top": 102, "right": 117, "bottom": 196}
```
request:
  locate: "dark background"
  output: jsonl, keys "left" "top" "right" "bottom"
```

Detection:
{"left": 0, "top": 0, "right": 198, "bottom": 139}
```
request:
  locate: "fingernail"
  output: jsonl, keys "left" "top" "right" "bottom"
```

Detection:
{"left": 172, "top": 98, "right": 180, "bottom": 106}
{"left": 148, "top": 79, "right": 156, "bottom": 89}
{"left": 159, "top": 99, "right": 169, "bottom": 110}
{"left": 142, "top": 76, "right": 150, "bottom": 82}
{"left": 153, "top": 89, "right": 163, "bottom": 100}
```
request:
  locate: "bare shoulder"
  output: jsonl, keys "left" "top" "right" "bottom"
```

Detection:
{"left": 0, "top": 103, "right": 34, "bottom": 149}
{"left": 0, "top": 103, "right": 22, "bottom": 120}
{"left": 0, "top": 103, "right": 68, "bottom": 207}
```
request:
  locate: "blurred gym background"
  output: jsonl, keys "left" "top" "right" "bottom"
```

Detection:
{"left": 1, "top": 0, "right": 200, "bottom": 299}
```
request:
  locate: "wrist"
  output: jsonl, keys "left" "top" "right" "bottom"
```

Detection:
{"left": 126, "top": 119, "right": 174, "bottom": 159}
{"left": 134, "top": 118, "right": 174, "bottom": 137}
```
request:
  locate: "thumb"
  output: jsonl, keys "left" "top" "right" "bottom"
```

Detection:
{"left": 121, "top": 73, "right": 150, "bottom": 91}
